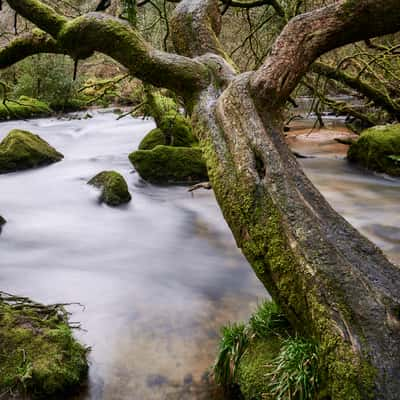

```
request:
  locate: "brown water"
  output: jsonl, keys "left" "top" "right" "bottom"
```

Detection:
{"left": 0, "top": 112, "right": 398, "bottom": 399}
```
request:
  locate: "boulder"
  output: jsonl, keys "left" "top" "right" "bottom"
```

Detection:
{"left": 88, "top": 171, "right": 131, "bottom": 206}
{"left": 348, "top": 124, "right": 400, "bottom": 176}
{"left": 0, "top": 129, "right": 63, "bottom": 174}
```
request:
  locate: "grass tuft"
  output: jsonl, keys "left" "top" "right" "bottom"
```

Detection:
{"left": 213, "top": 323, "right": 249, "bottom": 386}
{"left": 267, "top": 337, "right": 319, "bottom": 400}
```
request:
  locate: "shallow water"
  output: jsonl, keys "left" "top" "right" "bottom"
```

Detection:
{"left": 0, "top": 111, "right": 399, "bottom": 399}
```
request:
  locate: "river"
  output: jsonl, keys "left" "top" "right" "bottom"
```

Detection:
{"left": 0, "top": 111, "right": 398, "bottom": 400}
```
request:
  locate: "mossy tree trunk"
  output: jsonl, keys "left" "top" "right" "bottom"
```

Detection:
{"left": 2, "top": 0, "right": 400, "bottom": 398}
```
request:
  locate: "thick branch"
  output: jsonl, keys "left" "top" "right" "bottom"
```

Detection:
{"left": 251, "top": 0, "right": 400, "bottom": 108}
{"left": 171, "top": 0, "right": 233, "bottom": 62}
{"left": 5, "top": 0, "right": 67, "bottom": 37}
{"left": 3, "top": 2, "right": 210, "bottom": 97}
{"left": 0, "top": 32, "right": 65, "bottom": 68}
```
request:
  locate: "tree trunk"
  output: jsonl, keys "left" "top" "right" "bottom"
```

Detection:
{"left": 2, "top": 0, "right": 400, "bottom": 398}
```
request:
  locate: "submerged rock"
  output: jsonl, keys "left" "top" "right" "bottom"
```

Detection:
{"left": 88, "top": 170, "right": 131, "bottom": 206}
{"left": 129, "top": 145, "right": 208, "bottom": 184}
{"left": 348, "top": 124, "right": 400, "bottom": 176}
{"left": 0, "top": 293, "right": 88, "bottom": 398}
{"left": 0, "top": 129, "right": 63, "bottom": 174}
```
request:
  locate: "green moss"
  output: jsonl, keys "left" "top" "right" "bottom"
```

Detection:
{"left": 159, "top": 111, "right": 197, "bottom": 147}
{"left": 348, "top": 124, "right": 400, "bottom": 176}
{"left": 0, "top": 97, "right": 51, "bottom": 121}
{"left": 0, "top": 297, "right": 88, "bottom": 399}
{"left": 237, "top": 337, "right": 282, "bottom": 400}
{"left": 138, "top": 128, "right": 166, "bottom": 150}
{"left": 87, "top": 170, "right": 131, "bottom": 206}
{"left": 0, "top": 129, "right": 63, "bottom": 174}
{"left": 129, "top": 145, "right": 208, "bottom": 184}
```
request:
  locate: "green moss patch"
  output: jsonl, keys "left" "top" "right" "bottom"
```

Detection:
{"left": 0, "top": 129, "right": 63, "bottom": 174}
{"left": 0, "top": 293, "right": 88, "bottom": 399}
{"left": 138, "top": 128, "right": 166, "bottom": 150}
{"left": 88, "top": 170, "right": 131, "bottom": 206}
{"left": 237, "top": 337, "right": 282, "bottom": 400}
{"left": 348, "top": 124, "right": 400, "bottom": 176}
{"left": 0, "top": 97, "right": 51, "bottom": 121}
{"left": 129, "top": 145, "right": 208, "bottom": 184}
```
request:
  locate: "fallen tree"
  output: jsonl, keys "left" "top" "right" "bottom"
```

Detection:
{"left": 1, "top": 0, "right": 400, "bottom": 398}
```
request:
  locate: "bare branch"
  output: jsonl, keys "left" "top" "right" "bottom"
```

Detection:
{"left": 251, "top": 0, "right": 400, "bottom": 108}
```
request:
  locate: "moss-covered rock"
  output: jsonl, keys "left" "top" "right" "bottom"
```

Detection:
{"left": 158, "top": 111, "right": 197, "bottom": 147}
{"left": 0, "top": 129, "right": 63, "bottom": 174}
{"left": 0, "top": 295, "right": 88, "bottom": 399}
{"left": 0, "top": 215, "right": 5, "bottom": 226}
{"left": 138, "top": 128, "right": 166, "bottom": 150}
{"left": 88, "top": 170, "right": 131, "bottom": 206}
{"left": 348, "top": 124, "right": 400, "bottom": 176}
{"left": 0, "top": 97, "right": 52, "bottom": 121}
{"left": 138, "top": 114, "right": 197, "bottom": 151}
{"left": 129, "top": 145, "right": 208, "bottom": 184}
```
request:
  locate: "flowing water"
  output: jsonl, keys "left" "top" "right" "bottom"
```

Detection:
{"left": 0, "top": 111, "right": 398, "bottom": 400}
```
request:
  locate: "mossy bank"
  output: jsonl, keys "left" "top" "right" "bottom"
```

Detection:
{"left": 348, "top": 124, "right": 400, "bottom": 176}
{"left": 0, "top": 292, "right": 88, "bottom": 399}
{"left": 0, "top": 129, "right": 63, "bottom": 174}
{"left": 0, "top": 97, "right": 52, "bottom": 121}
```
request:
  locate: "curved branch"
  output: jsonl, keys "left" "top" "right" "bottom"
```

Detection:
{"left": 5, "top": 0, "right": 67, "bottom": 37}
{"left": 221, "top": 0, "right": 284, "bottom": 17}
{"left": 251, "top": 0, "right": 400, "bottom": 108}
{"left": 0, "top": 31, "right": 65, "bottom": 68}
{"left": 3, "top": 2, "right": 210, "bottom": 96}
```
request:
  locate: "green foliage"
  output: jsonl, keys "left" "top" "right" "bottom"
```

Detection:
{"left": 12, "top": 54, "right": 82, "bottom": 110}
{"left": 267, "top": 337, "right": 319, "bottom": 400}
{"left": 88, "top": 170, "right": 132, "bottom": 206}
{"left": 213, "top": 323, "right": 249, "bottom": 386}
{"left": 249, "top": 300, "right": 290, "bottom": 339}
{"left": 0, "top": 129, "right": 63, "bottom": 174}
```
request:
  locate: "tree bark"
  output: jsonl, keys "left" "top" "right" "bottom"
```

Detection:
{"left": 2, "top": 0, "right": 400, "bottom": 398}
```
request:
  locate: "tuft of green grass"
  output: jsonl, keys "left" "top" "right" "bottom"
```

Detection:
{"left": 248, "top": 300, "right": 290, "bottom": 339}
{"left": 267, "top": 337, "right": 319, "bottom": 400}
{"left": 213, "top": 323, "right": 249, "bottom": 386}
